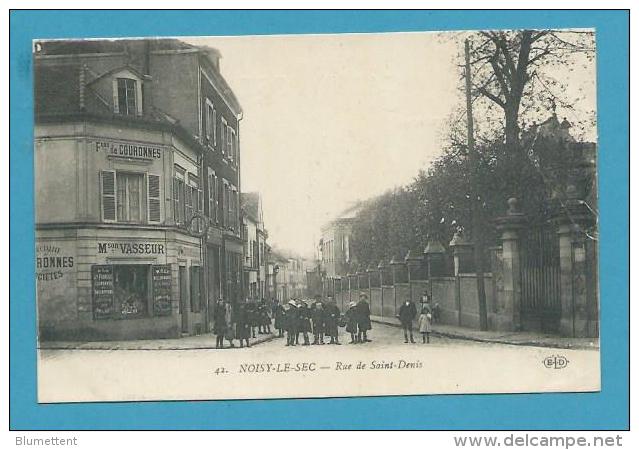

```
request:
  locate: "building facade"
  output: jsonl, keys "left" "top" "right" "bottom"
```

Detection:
{"left": 241, "top": 192, "right": 268, "bottom": 300}
{"left": 35, "top": 39, "right": 243, "bottom": 340}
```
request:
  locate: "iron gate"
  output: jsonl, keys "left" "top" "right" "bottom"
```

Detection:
{"left": 520, "top": 224, "right": 561, "bottom": 333}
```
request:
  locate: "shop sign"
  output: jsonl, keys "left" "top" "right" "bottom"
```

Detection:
{"left": 36, "top": 243, "right": 75, "bottom": 282}
{"left": 98, "top": 241, "right": 165, "bottom": 255}
{"left": 95, "top": 140, "right": 162, "bottom": 160}
{"left": 152, "top": 264, "right": 172, "bottom": 316}
{"left": 92, "top": 265, "right": 114, "bottom": 320}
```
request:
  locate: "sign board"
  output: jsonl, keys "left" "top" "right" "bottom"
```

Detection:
{"left": 92, "top": 265, "right": 114, "bottom": 320}
{"left": 95, "top": 140, "right": 162, "bottom": 161}
{"left": 152, "top": 264, "right": 172, "bottom": 316}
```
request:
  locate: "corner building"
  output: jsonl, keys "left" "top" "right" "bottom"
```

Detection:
{"left": 34, "top": 39, "right": 243, "bottom": 340}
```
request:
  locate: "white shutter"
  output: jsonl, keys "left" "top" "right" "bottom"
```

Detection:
{"left": 101, "top": 170, "right": 117, "bottom": 222}
{"left": 147, "top": 174, "right": 161, "bottom": 223}
{"left": 112, "top": 79, "right": 119, "bottom": 114}
{"left": 214, "top": 174, "right": 219, "bottom": 223}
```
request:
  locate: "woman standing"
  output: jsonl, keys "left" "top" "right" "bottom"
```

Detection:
{"left": 356, "top": 293, "right": 372, "bottom": 343}
{"left": 418, "top": 305, "right": 433, "bottom": 344}
{"left": 224, "top": 301, "right": 235, "bottom": 348}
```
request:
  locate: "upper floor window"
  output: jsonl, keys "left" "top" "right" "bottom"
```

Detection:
{"left": 116, "top": 78, "right": 138, "bottom": 116}
{"left": 100, "top": 170, "right": 161, "bottom": 224}
{"left": 227, "top": 126, "right": 234, "bottom": 162}
{"left": 220, "top": 117, "right": 228, "bottom": 156}
{"left": 205, "top": 99, "right": 216, "bottom": 146}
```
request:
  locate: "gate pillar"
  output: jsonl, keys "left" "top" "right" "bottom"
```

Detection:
{"left": 554, "top": 187, "right": 598, "bottom": 338}
{"left": 494, "top": 198, "right": 527, "bottom": 331}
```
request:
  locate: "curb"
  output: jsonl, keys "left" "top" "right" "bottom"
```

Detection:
{"left": 39, "top": 333, "right": 278, "bottom": 351}
{"left": 370, "top": 318, "right": 598, "bottom": 351}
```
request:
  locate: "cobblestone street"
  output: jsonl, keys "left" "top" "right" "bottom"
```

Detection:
{"left": 38, "top": 321, "right": 599, "bottom": 403}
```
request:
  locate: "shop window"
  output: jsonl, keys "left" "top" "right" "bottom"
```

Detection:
{"left": 113, "top": 265, "right": 149, "bottom": 318}
{"left": 115, "top": 78, "right": 138, "bottom": 116}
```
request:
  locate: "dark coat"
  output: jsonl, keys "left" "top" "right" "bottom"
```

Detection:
{"left": 235, "top": 305, "right": 251, "bottom": 339}
{"left": 258, "top": 303, "right": 270, "bottom": 325}
{"left": 311, "top": 306, "right": 325, "bottom": 334}
{"left": 213, "top": 303, "right": 226, "bottom": 336}
{"left": 246, "top": 303, "right": 259, "bottom": 327}
{"left": 297, "top": 306, "right": 312, "bottom": 332}
{"left": 284, "top": 305, "right": 299, "bottom": 332}
{"left": 398, "top": 301, "right": 417, "bottom": 325}
{"left": 355, "top": 300, "right": 372, "bottom": 331}
{"left": 324, "top": 303, "right": 340, "bottom": 335}
{"left": 274, "top": 304, "right": 285, "bottom": 329}
{"left": 345, "top": 307, "right": 358, "bottom": 334}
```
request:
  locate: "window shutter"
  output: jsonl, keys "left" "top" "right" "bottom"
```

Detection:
{"left": 101, "top": 170, "right": 116, "bottom": 222}
{"left": 214, "top": 175, "right": 219, "bottom": 223}
{"left": 148, "top": 174, "right": 161, "bottom": 223}
{"left": 112, "top": 79, "right": 119, "bottom": 114}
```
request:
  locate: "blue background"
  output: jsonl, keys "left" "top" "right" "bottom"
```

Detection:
{"left": 10, "top": 10, "right": 629, "bottom": 430}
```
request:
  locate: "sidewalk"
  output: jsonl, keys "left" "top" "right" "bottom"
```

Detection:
{"left": 38, "top": 332, "right": 276, "bottom": 351}
{"left": 370, "top": 315, "right": 599, "bottom": 350}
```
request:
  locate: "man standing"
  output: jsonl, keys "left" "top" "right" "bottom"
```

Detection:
{"left": 398, "top": 298, "right": 418, "bottom": 343}
{"left": 297, "top": 300, "right": 312, "bottom": 345}
{"left": 285, "top": 300, "right": 299, "bottom": 346}
{"left": 311, "top": 301, "right": 325, "bottom": 345}
{"left": 213, "top": 299, "right": 226, "bottom": 349}
{"left": 324, "top": 298, "right": 341, "bottom": 345}
{"left": 356, "top": 293, "right": 372, "bottom": 343}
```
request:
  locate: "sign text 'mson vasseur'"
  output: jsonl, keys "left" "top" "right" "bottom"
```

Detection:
{"left": 98, "top": 242, "right": 165, "bottom": 255}
{"left": 95, "top": 140, "right": 162, "bottom": 160}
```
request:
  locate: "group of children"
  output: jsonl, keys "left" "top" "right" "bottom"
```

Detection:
{"left": 272, "top": 294, "right": 374, "bottom": 346}
{"left": 274, "top": 298, "right": 343, "bottom": 346}
{"left": 214, "top": 294, "right": 438, "bottom": 349}
{"left": 212, "top": 299, "right": 272, "bottom": 349}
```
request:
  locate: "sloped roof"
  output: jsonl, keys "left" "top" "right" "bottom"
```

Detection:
{"left": 241, "top": 192, "right": 261, "bottom": 223}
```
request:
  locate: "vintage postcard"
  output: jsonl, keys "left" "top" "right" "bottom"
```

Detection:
{"left": 34, "top": 30, "right": 600, "bottom": 403}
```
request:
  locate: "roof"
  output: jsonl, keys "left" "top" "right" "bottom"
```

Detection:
{"left": 241, "top": 192, "right": 261, "bottom": 223}
{"left": 35, "top": 38, "right": 242, "bottom": 116}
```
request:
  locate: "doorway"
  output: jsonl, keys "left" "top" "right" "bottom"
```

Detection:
{"left": 179, "top": 266, "right": 188, "bottom": 333}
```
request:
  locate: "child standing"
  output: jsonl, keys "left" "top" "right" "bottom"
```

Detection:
{"left": 418, "top": 307, "right": 432, "bottom": 344}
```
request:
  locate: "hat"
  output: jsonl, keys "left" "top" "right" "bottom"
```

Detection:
{"left": 288, "top": 300, "right": 296, "bottom": 305}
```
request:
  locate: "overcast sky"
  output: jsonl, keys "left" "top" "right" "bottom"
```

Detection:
{"left": 185, "top": 32, "right": 595, "bottom": 259}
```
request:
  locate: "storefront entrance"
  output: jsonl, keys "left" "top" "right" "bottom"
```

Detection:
{"left": 179, "top": 266, "right": 188, "bottom": 333}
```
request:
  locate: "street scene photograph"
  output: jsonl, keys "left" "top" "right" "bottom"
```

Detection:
{"left": 34, "top": 29, "right": 601, "bottom": 402}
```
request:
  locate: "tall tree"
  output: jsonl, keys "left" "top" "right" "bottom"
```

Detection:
{"left": 466, "top": 30, "right": 595, "bottom": 153}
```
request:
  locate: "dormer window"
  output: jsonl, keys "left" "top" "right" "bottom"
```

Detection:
{"left": 117, "top": 78, "right": 137, "bottom": 115}
{"left": 111, "top": 70, "right": 143, "bottom": 116}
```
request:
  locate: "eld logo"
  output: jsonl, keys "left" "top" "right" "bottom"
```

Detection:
{"left": 542, "top": 355, "right": 569, "bottom": 370}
